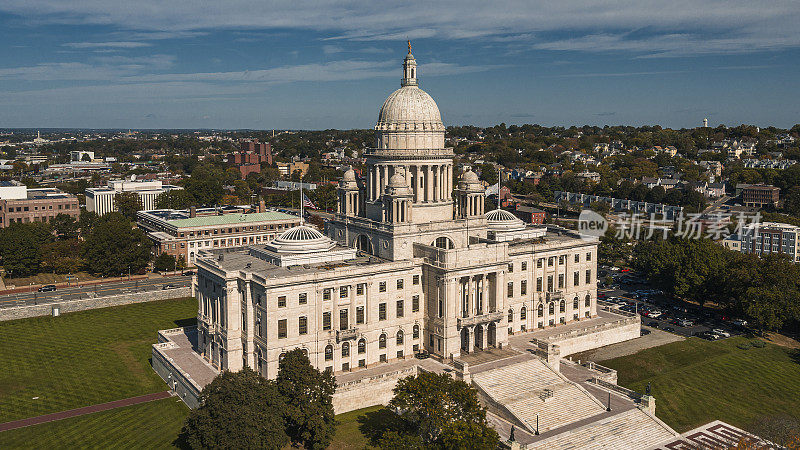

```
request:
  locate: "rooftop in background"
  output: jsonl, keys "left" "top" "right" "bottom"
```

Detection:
{"left": 138, "top": 207, "right": 299, "bottom": 229}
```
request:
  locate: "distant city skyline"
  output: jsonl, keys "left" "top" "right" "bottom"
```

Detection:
{"left": 0, "top": 1, "right": 799, "bottom": 130}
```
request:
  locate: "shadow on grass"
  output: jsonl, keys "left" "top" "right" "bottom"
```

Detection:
{"left": 789, "top": 349, "right": 800, "bottom": 366}
{"left": 356, "top": 407, "right": 410, "bottom": 446}
{"left": 173, "top": 318, "right": 197, "bottom": 328}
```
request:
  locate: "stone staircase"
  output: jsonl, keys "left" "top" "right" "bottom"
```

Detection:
{"left": 471, "top": 359, "right": 606, "bottom": 434}
{"left": 524, "top": 408, "right": 679, "bottom": 450}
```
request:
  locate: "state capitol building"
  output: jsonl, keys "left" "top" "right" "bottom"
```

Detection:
{"left": 192, "top": 46, "right": 599, "bottom": 377}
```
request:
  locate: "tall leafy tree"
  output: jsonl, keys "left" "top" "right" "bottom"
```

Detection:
{"left": 155, "top": 189, "right": 195, "bottom": 209}
{"left": 389, "top": 372, "right": 497, "bottom": 446}
{"left": 0, "top": 222, "right": 53, "bottom": 277}
{"left": 276, "top": 348, "right": 337, "bottom": 450}
{"left": 82, "top": 213, "right": 151, "bottom": 276}
{"left": 114, "top": 191, "right": 143, "bottom": 220}
{"left": 180, "top": 368, "right": 288, "bottom": 449}
{"left": 51, "top": 213, "right": 79, "bottom": 240}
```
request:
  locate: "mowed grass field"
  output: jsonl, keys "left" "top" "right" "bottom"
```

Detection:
{"left": 0, "top": 297, "right": 196, "bottom": 423}
{"left": 600, "top": 336, "right": 800, "bottom": 433}
{"left": 0, "top": 397, "right": 189, "bottom": 449}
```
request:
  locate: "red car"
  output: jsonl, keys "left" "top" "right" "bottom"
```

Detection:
{"left": 598, "top": 293, "right": 607, "bottom": 299}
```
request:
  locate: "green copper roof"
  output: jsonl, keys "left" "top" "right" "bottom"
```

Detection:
{"left": 166, "top": 211, "right": 299, "bottom": 228}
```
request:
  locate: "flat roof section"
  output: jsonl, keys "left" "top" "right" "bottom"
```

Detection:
{"left": 166, "top": 211, "right": 299, "bottom": 228}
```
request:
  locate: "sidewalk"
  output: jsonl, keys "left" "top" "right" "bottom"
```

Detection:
{"left": 0, "top": 391, "right": 172, "bottom": 433}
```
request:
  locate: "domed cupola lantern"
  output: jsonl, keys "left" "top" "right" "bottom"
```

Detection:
{"left": 402, "top": 40, "right": 418, "bottom": 87}
{"left": 454, "top": 170, "right": 484, "bottom": 219}
{"left": 382, "top": 168, "right": 413, "bottom": 224}
{"left": 337, "top": 166, "right": 362, "bottom": 216}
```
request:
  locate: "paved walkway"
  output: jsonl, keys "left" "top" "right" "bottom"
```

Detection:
{"left": 0, "top": 391, "right": 172, "bottom": 432}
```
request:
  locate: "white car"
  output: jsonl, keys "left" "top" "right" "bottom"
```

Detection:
{"left": 648, "top": 311, "right": 662, "bottom": 319}
{"left": 712, "top": 329, "right": 730, "bottom": 338}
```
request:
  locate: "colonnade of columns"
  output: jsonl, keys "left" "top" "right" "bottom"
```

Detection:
{"left": 455, "top": 193, "right": 484, "bottom": 218}
{"left": 457, "top": 273, "right": 501, "bottom": 318}
{"left": 368, "top": 163, "right": 453, "bottom": 203}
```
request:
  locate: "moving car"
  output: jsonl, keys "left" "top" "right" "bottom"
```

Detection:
{"left": 38, "top": 284, "right": 57, "bottom": 292}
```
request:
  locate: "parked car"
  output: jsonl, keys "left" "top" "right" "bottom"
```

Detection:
{"left": 648, "top": 321, "right": 660, "bottom": 328}
{"left": 648, "top": 311, "right": 662, "bottom": 319}
{"left": 696, "top": 331, "right": 719, "bottom": 341}
{"left": 678, "top": 319, "right": 694, "bottom": 327}
{"left": 38, "top": 284, "right": 57, "bottom": 292}
{"left": 712, "top": 329, "right": 731, "bottom": 338}
{"left": 663, "top": 326, "right": 676, "bottom": 333}
{"left": 641, "top": 328, "right": 651, "bottom": 336}
{"left": 731, "top": 319, "right": 748, "bottom": 328}
{"left": 162, "top": 284, "right": 175, "bottom": 290}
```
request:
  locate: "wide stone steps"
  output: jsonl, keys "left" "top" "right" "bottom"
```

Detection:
{"left": 472, "top": 359, "right": 605, "bottom": 433}
{"left": 525, "top": 408, "right": 679, "bottom": 450}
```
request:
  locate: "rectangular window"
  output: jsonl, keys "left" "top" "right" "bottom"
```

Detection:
{"left": 397, "top": 350, "right": 404, "bottom": 359}
{"left": 356, "top": 306, "right": 365, "bottom": 324}
{"left": 574, "top": 272, "right": 580, "bottom": 286}
{"left": 397, "top": 279, "right": 404, "bottom": 290}
{"left": 586, "top": 252, "right": 592, "bottom": 261}
{"left": 547, "top": 275, "right": 553, "bottom": 292}
{"left": 356, "top": 283, "right": 365, "bottom": 295}
{"left": 548, "top": 257, "right": 554, "bottom": 267}
{"left": 558, "top": 274, "right": 564, "bottom": 289}
{"left": 299, "top": 293, "right": 307, "bottom": 305}
{"left": 299, "top": 316, "right": 308, "bottom": 335}
{"left": 277, "top": 319, "right": 287, "bottom": 339}
{"left": 559, "top": 255, "right": 565, "bottom": 265}
{"left": 575, "top": 254, "right": 580, "bottom": 263}
{"left": 396, "top": 300, "right": 404, "bottom": 318}
{"left": 537, "top": 258, "right": 543, "bottom": 268}
{"left": 323, "top": 312, "right": 331, "bottom": 330}
{"left": 507, "top": 282, "right": 514, "bottom": 297}
{"left": 508, "top": 263, "right": 514, "bottom": 273}
{"left": 379, "top": 303, "right": 387, "bottom": 320}
{"left": 380, "top": 354, "right": 387, "bottom": 363}
{"left": 255, "top": 311, "right": 262, "bottom": 338}
{"left": 339, "top": 309, "right": 349, "bottom": 330}
{"left": 278, "top": 296, "right": 287, "bottom": 308}
{"left": 323, "top": 289, "right": 331, "bottom": 301}
{"left": 340, "top": 286, "right": 348, "bottom": 298}
{"left": 520, "top": 280, "right": 527, "bottom": 295}
{"left": 521, "top": 261, "right": 527, "bottom": 271}
{"left": 586, "top": 270, "right": 592, "bottom": 284}
{"left": 412, "top": 295, "right": 420, "bottom": 312}
{"left": 379, "top": 281, "right": 386, "bottom": 292}
{"left": 536, "top": 277, "right": 542, "bottom": 292}
{"left": 412, "top": 275, "right": 420, "bottom": 285}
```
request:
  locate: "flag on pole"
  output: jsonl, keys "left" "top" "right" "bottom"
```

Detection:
{"left": 302, "top": 192, "right": 317, "bottom": 210}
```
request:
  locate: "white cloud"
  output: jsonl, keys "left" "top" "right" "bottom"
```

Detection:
{"left": 63, "top": 41, "right": 152, "bottom": 49}
{"left": 1, "top": 1, "right": 798, "bottom": 57}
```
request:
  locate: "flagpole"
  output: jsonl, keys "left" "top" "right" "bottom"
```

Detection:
{"left": 300, "top": 182, "right": 305, "bottom": 226}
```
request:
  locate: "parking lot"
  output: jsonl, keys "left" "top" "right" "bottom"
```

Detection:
{"left": 598, "top": 266, "right": 746, "bottom": 341}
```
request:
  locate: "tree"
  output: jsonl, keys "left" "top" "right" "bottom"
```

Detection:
{"left": 589, "top": 201, "right": 610, "bottom": 215}
{"left": 783, "top": 186, "right": 800, "bottom": 217}
{"left": 51, "top": 213, "right": 79, "bottom": 240}
{"left": 115, "top": 191, "right": 143, "bottom": 220}
{"left": 40, "top": 240, "right": 84, "bottom": 274}
{"left": 153, "top": 252, "right": 177, "bottom": 272}
{"left": 0, "top": 222, "right": 53, "bottom": 277}
{"left": 388, "top": 372, "right": 495, "bottom": 445}
{"left": 81, "top": 153, "right": 92, "bottom": 162}
{"left": 179, "top": 368, "right": 289, "bottom": 449}
{"left": 478, "top": 163, "right": 498, "bottom": 185}
{"left": 438, "top": 420, "right": 500, "bottom": 450}
{"left": 155, "top": 189, "right": 195, "bottom": 209}
{"left": 82, "top": 213, "right": 151, "bottom": 277}
{"left": 276, "top": 348, "right": 337, "bottom": 450}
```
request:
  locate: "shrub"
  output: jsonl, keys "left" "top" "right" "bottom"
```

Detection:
{"left": 751, "top": 340, "right": 766, "bottom": 348}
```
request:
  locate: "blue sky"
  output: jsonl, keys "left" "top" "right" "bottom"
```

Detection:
{"left": 0, "top": 1, "right": 799, "bottom": 130}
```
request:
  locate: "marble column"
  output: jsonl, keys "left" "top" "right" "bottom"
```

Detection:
{"left": 432, "top": 165, "right": 439, "bottom": 202}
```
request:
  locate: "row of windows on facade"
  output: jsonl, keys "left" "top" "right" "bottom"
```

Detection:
{"left": 510, "top": 312, "right": 591, "bottom": 333}
{"left": 5, "top": 214, "right": 75, "bottom": 224}
{"left": 177, "top": 222, "right": 295, "bottom": 238}
{"left": 271, "top": 314, "right": 421, "bottom": 343}
{"left": 258, "top": 296, "right": 422, "bottom": 338}
{"left": 507, "top": 252, "right": 592, "bottom": 273}
{"left": 172, "top": 233, "right": 273, "bottom": 250}
{"left": 508, "top": 295, "right": 592, "bottom": 322}
{"left": 507, "top": 270, "right": 592, "bottom": 297}
{"left": 322, "top": 327, "right": 420, "bottom": 360}
{"left": 3, "top": 202, "right": 75, "bottom": 213}
{"left": 271, "top": 275, "right": 421, "bottom": 308}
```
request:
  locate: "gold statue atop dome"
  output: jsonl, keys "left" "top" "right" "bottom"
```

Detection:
{"left": 407, "top": 39, "right": 412, "bottom": 53}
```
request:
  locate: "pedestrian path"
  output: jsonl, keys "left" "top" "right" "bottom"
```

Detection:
{"left": 0, "top": 391, "right": 172, "bottom": 432}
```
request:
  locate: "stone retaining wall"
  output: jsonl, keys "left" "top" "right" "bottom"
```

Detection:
{"left": 0, "top": 287, "right": 191, "bottom": 321}
{"left": 333, "top": 365, "right": 418, "bottom": 414}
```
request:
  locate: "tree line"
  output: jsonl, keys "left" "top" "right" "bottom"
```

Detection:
{"left": 633, "top": 237, "right": 800, "bottom": 332}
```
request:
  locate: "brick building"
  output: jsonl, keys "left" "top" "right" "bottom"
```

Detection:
{"left": 0, "top": 181, "right": 79, "bottom": 228}
{"left": 739, "top": 184, "right": 780, "bottom": 207}
{"left": 233, "top": 140, "right": 273, "bottom": 178}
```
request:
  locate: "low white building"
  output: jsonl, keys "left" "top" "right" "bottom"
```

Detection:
{"left": 86, "top": 179, "right": 182, "bottom": 215}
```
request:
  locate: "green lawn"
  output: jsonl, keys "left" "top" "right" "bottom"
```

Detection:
{"left": 0, "top": 398, "right": 190, "bottom": 449}
{"left": 0, "top": 297, "right": 196, "bottom": 423}
{"left": 600, "top": 336, "right": 800, "bottom": 433}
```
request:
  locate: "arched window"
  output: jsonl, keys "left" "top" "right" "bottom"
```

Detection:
{"left": 396, "top": 330, "right": 404, "bottom": 345}
{"left": 560, "top": 300, "right": 565, "bottom": 313}
{"left": 508, "top": 308, "right": 514, "bottom": 322}
{"left": 358, "top": 338, "right": 366, "bottom": 354}
{"left": 279, "top": 352, "right": 287, "bottom": 363}
{"left": 379, "top": 333, "right": 387, "bottom": 349}
{"left": 520, "top": 306, "right": 527, "bottom": 320}
{"left": 413, "top": 324, "right": 420, "bottom": 339}
{"left": 573, "top": 297, "right": 579, "bottom": 309}
{"left": 301, "top": 348, "right": 309, "bottom": 357}
{"left": 342, "top": 342, "right": 350, "bottom": 357}
{"left": 585, "top": 294, "right": 591, "bottom": 307}
{"left": 433, "top": 236, "right": 454, "bottom": 249}
{"left": 537, "top": 304, "right": 543, "bottom": 317}
{"left": 325, "top": 345, "right": 333, "bottom": 361}
{"left": 549, "top": 302, "right": 555, "bottom": 315}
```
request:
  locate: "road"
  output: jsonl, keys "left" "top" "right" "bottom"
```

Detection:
{"left": 0, "top": 275, "right": 191, "bottom": 309}
{"left": 702, "top": 195, "right": 731, "bottom": 215}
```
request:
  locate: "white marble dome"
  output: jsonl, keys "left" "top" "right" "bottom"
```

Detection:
{"left": 265, "top": 225, "right": 335, "bottom": 254}
{"left": 485, "top": 208, "right": 526, "bottom": 232}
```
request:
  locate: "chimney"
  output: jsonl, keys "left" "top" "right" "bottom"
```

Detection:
{"left": 190, "top": 206, "right": 196, "bottom": 218}
{"left": 258, "top": 199, "right": 266, "bottom": 213}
